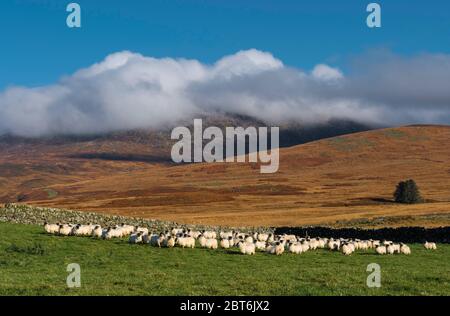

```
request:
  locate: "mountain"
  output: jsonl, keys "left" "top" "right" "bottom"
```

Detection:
{"left": 2, "top": 119, "right": 449, "bottom": 227}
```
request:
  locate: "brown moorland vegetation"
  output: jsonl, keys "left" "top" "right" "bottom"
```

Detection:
{"left": 1, "top": 125, "right": 449, "bottom": 228}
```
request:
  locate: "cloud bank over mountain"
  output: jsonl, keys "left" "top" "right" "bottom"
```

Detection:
{"left": 1, "top": 49, "right": 450, "bottom": 137}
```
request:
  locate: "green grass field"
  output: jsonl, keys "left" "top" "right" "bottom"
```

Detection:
{"left": 0, "top": 222, "right": 449, "bottom": 296}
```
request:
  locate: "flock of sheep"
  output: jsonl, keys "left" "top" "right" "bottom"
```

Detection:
{"left": 43, "top": 222, "right": 438, "bottom": 256}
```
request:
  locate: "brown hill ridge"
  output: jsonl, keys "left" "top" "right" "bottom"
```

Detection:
{"left": 1, "top": 125, "right": 450, "bottom": 227}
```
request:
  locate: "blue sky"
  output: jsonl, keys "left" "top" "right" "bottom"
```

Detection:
{"left": 1, "top": 0, "right": 449, "bottom": 89}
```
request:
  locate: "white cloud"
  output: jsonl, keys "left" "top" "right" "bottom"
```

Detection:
{"left": 1, "top": 49, "right": 450, "bottom": 137}
{"left": 312, "top": 64, "right": 343, "bottom": 81}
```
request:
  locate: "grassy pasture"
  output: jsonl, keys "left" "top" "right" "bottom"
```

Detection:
{"left": 0, "top": 222, "right": 449, "bottom": 296}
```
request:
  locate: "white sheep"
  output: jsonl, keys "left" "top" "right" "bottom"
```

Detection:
{"left": 255, "top": 241, "right": 267, "bottom": 251}
{"left": 375, "top": 245, "right": 387, "bottom": 255}
{"left": 341, "top": 243, "right": 353, "bottom": 256}
{"left": 203, "top": 231, "right": 217, "bottom": 239}
{"left": 44, "top": 222, "right": 60, "bottom": 234}
{"left": 198, "top": 235, "right": 207, "bottom": 248}
{"left": 400, "top": 243, "right": 411, "bottom": 255}
{"left": 256, "top": 233, "right": 269, "bottom": 242}
{"left": 220, "top": 238, "right": 231, "bottom": 249}
{"left": 92, "top": 225, "right": 103, "bottom": 238}
{"left": 163, "top": 236, "right": 176, "bottom": 248}
{"left": 288, "top": 242, "right": 303, "bottom": 254}
{"left": 205, "top": 238, "right": 218, "bottom": 250}
{"left": 266, "top": 242, "right": 284, "bottom": 255}
{"left": 244, "top": 235, "right": 254, "bottom": 243}
{"left": 238, "top": 242, "right": 256, "bottom": 255}
{"left": 177, "top": 235, "right": 196, "bottom": 248}
{"left": 129, "top": 232, "right": 143, "bottom": 244}
{"left": 424, "top": 242, "right": 437, "bottom": 250}
{"left": 58, "top": 224, "right": 73, "bottom": 236}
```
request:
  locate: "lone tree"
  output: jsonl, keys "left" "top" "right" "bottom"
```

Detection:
{"left": 394, "top": 179, "right": 423, "bottom": 204}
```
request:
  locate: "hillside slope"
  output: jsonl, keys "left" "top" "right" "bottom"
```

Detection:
{"left": 1, "top": 125, "right": 450, "bottom": 227}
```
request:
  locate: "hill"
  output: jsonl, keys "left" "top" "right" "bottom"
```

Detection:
{"left": 1, "top": 125, "right": 450, "bottom": 227}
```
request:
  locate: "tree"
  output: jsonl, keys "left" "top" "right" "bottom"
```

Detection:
{"left": 394, "top": 179, "right": 423, "bottom": 204}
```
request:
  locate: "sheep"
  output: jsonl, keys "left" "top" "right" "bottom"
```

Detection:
{"left": 198, "top": 235, "right": 207, "bottom": 248}
{"left": 205, "top": 238, "right": 218, "bottom": 250}
{"left": 150, "top": 233, "right": 165, "bottom": 247}
{"left": 317, "top": 238, "right": 326, "bottom": 249}
{"left": 309, "top": 239, "right": 319, "bottom": 250}
{"left": 163, "top": 236, "right": 176, "bottom": 248}
{"left": 400, "top": 243, "right": 411, "bottom": 255}
{"left": 372, "top": 240, "right": 381, "bottom": 248}
{"left": 238, "top": 241, "right": 256, "bottom": 255}
{"left": 283, "top": 234, "right": 297, "bottom": 243}
{"left": 256, "top": 233, "right": 269, "bottom": 242}
{"left": 220, "top": 231, "right": 233, "bottom": 240}
{"left": 188, "top": 230, "right": 202, "bottom": 239}
{"left": 58, "top": 224, "right": 73, "bottom": 236}
{"left": 387, "top": 244, "right": 396, "bottom": 255}
{"left": 134, "top": 226, "right": 149, "bottom": 235}
{"left": 255, "top": 241, "right": 267, "bottom": 251}
{"left": 266, "top": 242, "right": 284, "bottom": 255}
{"left": 202, "top": 230, "right": 217, "bottom": 239}
{"left": 177, "top": 235, "right": 196, "bottom": 248}
{"left": 220, "top": 238, "right": 231, "bottom": 249}
{"left": 244, "top": 235, "right": 253, "bottom": 243}
{"left": 288, "top": 242, "right": 303, "bottom": 254}
{"left": 424, "top": 242, "right": 437, "bottom": 250}
{"left": 227, "top": 236, "right": 235, "bottom": 247}
{"left": 72, "top": 224, "right": 93, "bottom": 237}
{"left": 341, "top": 243, "right": 354, "bottom": 256}
{"left": 92, "top": 225, "right": 103, "bottom": 238}
{"left": 129, "top": 232, "right": 143, "bottom": 244}
{"left": 44, "top": 222, "right": 60, "bottom": 234}
{"left": 301, "top": 241, "right": 310, "bottom": 253}
{"left": 376, "top": 245, "right": 387, "bottom": 255}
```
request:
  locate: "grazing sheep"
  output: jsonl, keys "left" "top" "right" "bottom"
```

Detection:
{"left": 92, "top": 225, "right": 103, "bottom": 238}
{"left": 72, "top": 224, "right": 93, "bottom": 237}
{"left": 58, "top": 224, "right": 73, "bottom": 236}
{"left": 134, "top": 226, "right": 149, "bottom": 235}
{"left": 164, "top": 236, "right": 176, "bottom": 248}
{"left": 129, "top": 232, "right": 143, "bottom": 244}
{"left": 205, "top": 238, "right": 218, "bottom": 250}
{"left": 177, "top": 235, "right": 196, "bottom": 248}
{"left": 220, "top": 238, "right": 231, "bottom": 249}
{"left": 256, "top": 233, "right": 269, "bottom": 242}
{"left": 238, "top": 242, "right": 256, "bottom": 255}
{"left": 44, "top": 222, "right": 60, "bottom": 234}
{"left": 198, "top": 235, "right": 207, "bottom": 248}
{"left": 227, "top": 236, "right": 235, "bottom": 247}
{"left": 266, "top": 242, "right": 284, "bottom": 255}
{"left": 387, "top": 244, "right": 396, "bottom": 255}
{"left": 255, "top": 241, "right": 267, "bottom": 251}
{"left": 424, "top": 242, "right": 437, "bottom": 250}
{"left": 341, "top": 243, "right": 353, "bottom": 256}
{"left": 220, "top": 231, "right": 233, "bottom": 240}
{"left": 400, "top": 243, "right": 411, "bottom": 255}
{"left": 202, "top": 231, "right": 217, "bottom": 239}
{"left": 376, "top": 245, "right": 387, "bottom": 255}
{"left": 150, "top": 233, "right": 165, "bottom": 247}
{"left": 244, "top": 235, "right": 253, "bottom": 243}
{"left": 288, "top": 242, "right": 303, "bottom": 254}
{"left": 301, "top": 241, "right": 310, "bottom": 253}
